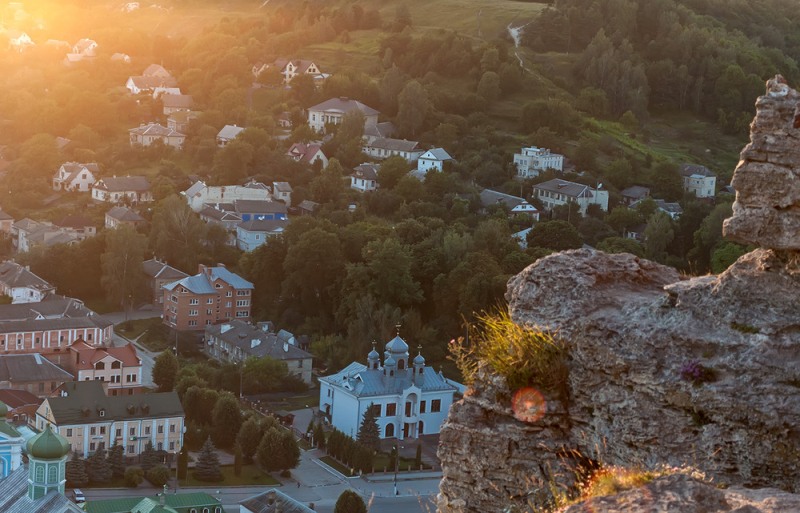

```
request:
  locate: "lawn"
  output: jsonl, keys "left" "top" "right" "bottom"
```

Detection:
{"left": 264, "top": 393, "right": 320, "bottom": 412}
{"left": 182, "top": 464, "right": 279, "bottom": 487}
{"left": 117, "top": 317, "right": 163, "bottom": 340}
{"left": 320, "top": 453, "right": 430, "bottom": 476}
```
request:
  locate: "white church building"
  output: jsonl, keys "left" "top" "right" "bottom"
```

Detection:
{"left": 319, "top": 336, "right": 457, "bottom": 441}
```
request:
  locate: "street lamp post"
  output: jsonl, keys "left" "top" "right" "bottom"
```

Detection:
{"left": 173, "top": 450, "right": 179, "bottom": 494}
{"left": 393, "top": 444, "right": 400, "bottom": 496}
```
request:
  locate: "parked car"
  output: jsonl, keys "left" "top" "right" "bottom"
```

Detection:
{"left": 72, "top": 489, "right": 85, "bottom": 504}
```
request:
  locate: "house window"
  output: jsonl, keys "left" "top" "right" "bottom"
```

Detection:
{"left": 158, "top": 442, "right": 163, "bottom": 450}
{"left": 116, "top": 428, "right": 122, "bottom": 437}
{"left": 170, "top": 441, "right": 175, "bottom": 450}
{"left": 431, "top": 399, "right": 441, "bottom": 413}
{"left": 207, "top": 309, "right": 213, "bottom": 315}
{"left": 385, "top": 424, "right": 395, "bottom": 437}
{"left": 88, "top": 333, "right": 93, "bottom": 341}
{"left": 66, "top": 428, "right": 73, "bottom": 437}
{"left": 39, "top": 383, "right": 44, "bottom": 392}
{"left": 188, "top": 320, "right": 197, "bottom": 326}
{"left": 171, "top": 295, "right": 178, "bottom": 302}
{"left": 96, "top": 362, "right": 105, "bottom": 370}
{"left": 158, "top": 425, "right": 164, "bottom": 434}
{"left": 170, "top": 424, "right": 176, "bottom": 433}
{"left": 207, "top": 298, "right": 214, "bottom": 304}
{"left": 90, "top": 442, "right": 96, "bottom": 451}
{"left": 189, "top": 309, "right": 198, "bottom": 316}
{"left": 90, "top": 427, "right": 96, "bottom": 435}
{"left": 386, "top": 403, "right": 397, "bottom": 416}
{"left": 236, "top": 311, "right": 249, "bottom": 318}
{"left": 128, "top": 445, "right": 135, "bottom": 454}
{"left": 145, "top": 426, "right": 151, "bottom": 435}
{"left": 226, "top": 291, "right": 232, "bottom": 297}
{"left": 420, "top": 401, "right": 426, "bottom": 414}
{"left": 111, "top": 361, "right": 121, "bottom": 369}
{"left": 100, "top": 426, "right": 106, "bottom": 434}
{"left": 190, "top": 298, "right": 199, "bottom": 305}
{"left": 236, "top": 300, "right": 249, "bottom": 307}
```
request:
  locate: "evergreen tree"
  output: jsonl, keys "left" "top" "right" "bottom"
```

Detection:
{"left": 313, "top": 422, "right": 326, "bottom": 450}
{"left": 107, "top": 441, "right": 125, "bottom": 478}
{"left": 66, "top": 453, "right": 89, "bottom": 487}
{"left": 141, "top": 441, "right": 160, "bottom": 471}
{"left": 357, "top": 404, "right": 380, "bottom": 451}
{"left": 415, "top": 443, "right": 423, "bottom": 468}
{"left": 177, "top": 446, "right": 189, "bottom": 480}
{"left": 88, "top": 446, "right": 112, "bottom": 484}
{"left": 334, "top": 490, "right": 367, "bottom": 513}
{"left": 194, "top": 437, "right": 223, "bottom": 482}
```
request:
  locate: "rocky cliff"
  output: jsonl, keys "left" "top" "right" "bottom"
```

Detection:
{"left": 437, "top": 76, "right": 800, "bottom": 513}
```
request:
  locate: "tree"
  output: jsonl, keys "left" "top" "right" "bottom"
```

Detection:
{"left": 334, "top": 490, "right": 367, "bottom": 513}
{"left": 149, "top": 194, "right": 206, "bottom": 272}
{"left": 643, "top": 211, "right": 674, "bottom": 263}
{"left": 526, "top": 220, "right": 583, "bottom": 251}
{"left": 194, "top": 437, "right": 223, "bottom": 482}
{"left": 310, "top": 158, "right": 348, "bottom": 206}
{"left": 177, "top": 446, "right": 189, "bottom": 480}
{"left": 257, "top": 428, "right": 300, "bottom": 471}
{"left": 378, "top": 156, "right": 411, "bottom": 189}
{"left": 357, "top": 404, "right": 380, "bottom": 451}
{"left": 313, "top": 422, "right": 326, "bottom": 450}
{"left": 237, "top": 416, "right": 264, "bottom": 462}
{"left": 212, "top": 392, "right": 242, "bottom": 449}
{"left": 414, "top": 443, "right": 423, "bottom": 468}
{"left": 234, "top": 443, "right": 243, "bottom": 477}
{"left": 396, "top": 80, "right": 430, "bottom": 138}
{"left": 477, "top": 71, "right": 501, "bottom": 103}
{"left": 606, "top": 206, "right": 643, "bottom": 235}
{"left": 124, "top": 466, "right": 144, "bottom": 487}
{"left": 710, "top": 241, "right": 749, "bottom": 274}
{"left": 152, "top": 350, "right": 179, "bottom": 392}
{"left": 88, "top": 445, "right": 112, "bottom": 484}
{"left": 140, "top": 440, "right": 161, "bottom": 471}
{"left": 107, "top": 441, "right": 126, "bottom": 478}
{"left": 100, "top": 224, "right": 146, "bottom": 310}
{"left": 597, "top": 237, "right": 645, "bottom": 257}
{"left": 66, "top": 453, "right": 89, "bottom": 487}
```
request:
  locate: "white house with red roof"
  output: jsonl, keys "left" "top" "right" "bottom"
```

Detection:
{"left": 286, "top": 142, "right": 328, "bottom": 169}
{"left": 67, "top": 340, "right": 143, "bottom": 395}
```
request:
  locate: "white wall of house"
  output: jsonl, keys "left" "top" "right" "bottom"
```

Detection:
{"left": 683, "top": 176, "right": 716, "bottom": 198}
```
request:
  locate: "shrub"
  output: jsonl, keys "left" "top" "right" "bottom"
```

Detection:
{"left": 280, "top": 469, "right": 291, "bottom": 478}
{"left": 124, "top": 466, "right": 144, "bottom": 487}
{"left": 146, "top": 465, "right": 170, "bottom": 487}
{"left": 679, "top": 361, "right": 716, "bottom": 385}
{"left": 449, "top": 311, "right": 568, "bottom": 395}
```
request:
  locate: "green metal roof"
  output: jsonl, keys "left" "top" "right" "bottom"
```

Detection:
{"left": 85, "top": 493, "right": 221, "bottom": 513}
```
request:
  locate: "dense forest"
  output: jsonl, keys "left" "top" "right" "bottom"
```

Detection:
{"left": 0, "top": 0, "right": 793, "bottom": 374}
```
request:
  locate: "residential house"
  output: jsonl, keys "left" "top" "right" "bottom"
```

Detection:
{"left": 630, "top": 198, "right": 683, "bottom": 220}
{"left": 52, "top": 162, "right": 99, "bottom": 192}
{"left": 513, "top": 146, "right": 564, "bottom": 178}
{"left": 236, "top": 219, "right": 288, "bottom": 252}
{"left": 205, "top": 320, "right": 313, "bottom": 384}
{"left": 234, "top": 199, "right": 288, "bottom": 221}
{"left": 198, "top": 206, "right": 241, "bottom": 245}
{"left": 307, "top": 97, "right": 379, "bottom": 133}
{"left": 66, "top": 340, "right": 143, "bottom": 396}
{"left": 621, "top": 185, "right": 651, "bottom": 206}
{"left": 142, "top": 258, "right": 188, "bottom": 307}
{"left": 0, "top": 210, "right": 14, "bottom": 234}
{"left": 71, "top": 38, "right": 97, "bottom": 57}
{"left": 255, "top": 58, "right": 324, "bottom": 83}
{"left": 182, "top": 180, "right": 271, "bottom": 212}
{"left": 0, "top": 354, "right": 73, "bottom": 397}
{"left": 240, "top": 489, "right": 315, "bottom": 513}
{"left": 680, "top": 164, "right": 716, "bottom": 198}
{"left": 417, "top": 148, "right": 454, "bottom": 174}
{"left": 54, "top": 215, "right": 96, "bottom": 240}
{"left": 110, "top": 52, "right": 131, "bottom": 63}
{"left": 0, "top": 261, "right": 55, "bottom": 303}
{"left": 512, "top": 227, "right": 533, "bottom": 249}
{"left": 363, "top": 121, "right": 396, "bottom": 142}
{"left": 36, "top": 380, "right": 184, "bottom": 458}
{"left": 319, "top": 336, "right": 458, "bottom": 440}
{"left": 7, "top": 30, "right": 34, "bottom": 52}
{"left": 12, "top": 219, "right": 79, "bottom": 253}
{"left": 167, "top": 110, "right": 199, "bottom": 133}
{"left": 362, "top": 137, "right": 423, "bottom": 162}
{"left": 272, "top": 181, "right": 292, "bottom": 206}
{"left": 84, "top": 493, "right": 223, "bottom": 513}
{"left": 160, "top": 93, "right": 194, "bottom": 115}
{"left": 92, "top": 176, "right": 153, "bottom": 204}
{"left": 350, "top": 163, "right": 379, "bottom": 193}
{"left": 125, "top": 64, "right": 178, "bottom": 94}
{"left": 479, "top": 189, "right": 540, "bottom": 221}
{"left": 162, "top": 264, "right": 254, "bottom": 331}
{"left": 217, "top": 125, "right": 245, "bottom": 147}
{"left": 128, "top": 122, "right": 185, "bottom": 148}
{"left": 286, "top": 142, "right": 328, "bottom": 169}
{"left": 0, "top": 427, "right": 84, "bottom": 512}
{"left": 0, "top": 297, "right": 113, "bottom": 359}
{"left": 533, "top": 179, "right": 609, "bottom": 215}
{"left": 104, "top": 206, "right": 145, "bottom": 229}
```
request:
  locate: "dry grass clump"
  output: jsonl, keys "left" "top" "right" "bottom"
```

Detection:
{"left": 449, "top": 311, "right": 568, "bottom": 393}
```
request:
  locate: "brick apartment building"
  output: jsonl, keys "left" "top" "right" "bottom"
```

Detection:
{"left": 162, "top": 264, "right": 254, "bottom": 331}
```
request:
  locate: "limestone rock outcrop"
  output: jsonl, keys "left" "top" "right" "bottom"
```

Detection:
{"left": 724, "top": 75, "right": 800, "bottom": 249}
{"left": 437, "top": 248, "right": 800, "bottom": 512}
{"left": 562, "top": 474, "right": 800, "bottom": 513}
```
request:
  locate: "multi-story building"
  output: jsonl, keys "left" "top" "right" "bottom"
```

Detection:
{"left": 319, "top": 336, "right": 458, "bottom": 440}
{"left": 35, "top": 381, "right": 184, "bottom": 458}
{"left": 680, "top": 164, "right": 716, "bottom": 198}
{"left": 162, "top": 264, "right": 254, "bottom": 331}
{"left": 66, "top": 340, "right": 143, "bottom": 396}
{"left": 533, "top": 178, "right": 609, "bottom": 216}
{"left": 182, "top": 180, "right": 271, "bottom": 212}
{"left": 204, "top": 320, "right": 313, "bottom": 384}
{"left": 513, "top": 146, "right": 564, "bottom": 179}
{"left": 0, "top": 297, "right": 113, "bottom": 359}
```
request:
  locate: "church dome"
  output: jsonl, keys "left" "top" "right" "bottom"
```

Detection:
{"left": 27, "top": 424, "right": 70, "bottom": 459}
{"left": 413, "top": 352, "right": 426, "bottom": 365}
{"left": 368, "top": 348, "right": 380, "bottom": 360}
{"left": 384, "top": 354, "right": 396, "bottom": 367}
{"left": 385, "top": 335, "right": 409, "bottom": 354}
